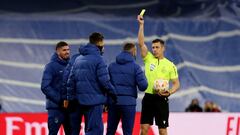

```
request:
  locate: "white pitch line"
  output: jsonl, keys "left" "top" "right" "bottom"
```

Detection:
{"left": 1, "top": 59, "right": 240, "bottom": 73}
{"left": 0, "top": 60, "right": 44, "bottom": 69}
{"left": 176, "top": 61, "right": 240, "bottom": 72}
{"left": 0, "top": 78, "right": 40, "bottom": 88}
{"left": 0, "top": 83, "right": 239, "bottom": 106}
{"left": 167, "top": 29, "right": 240, "bottom": 42}
{"left": 0, "top": 30, "right": 240, "bottom": 45}
{"left": 170, "top": 86, "right": 240, "bottom": 99}
{"left": 0, "top": 95, "right": 44, "bottom": 106}
{"left": 138, "top": 86, "right": 240, "bottom": 99}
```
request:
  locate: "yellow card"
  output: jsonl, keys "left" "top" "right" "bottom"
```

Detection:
{"left": 139, "top": 9, "right": 146, "bottom": 16}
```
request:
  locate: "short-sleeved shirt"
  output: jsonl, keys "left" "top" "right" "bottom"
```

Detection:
{"left": 143, "top": 52, "right": 178, "bottom": 94}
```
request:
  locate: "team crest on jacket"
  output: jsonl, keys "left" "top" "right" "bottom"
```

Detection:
{"left": 150, "top": 64, "right": 155, "bottom": 71}
{"left": 54, "top": 117, "right": 59, "bottom": 124}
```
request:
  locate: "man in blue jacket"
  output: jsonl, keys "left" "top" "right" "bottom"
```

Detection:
{"left": 41, "top": 41, "right": 75, "bottom": 135}
{"left": 62, "top": 46, "right": 82, "bottom": 108}
{"left": 67, "top": 32, "right": 117, "bottom": 135}
{"left": 62, "top": 46, "right": 86, "bottom": 135}
{"left": 106, "top": 43, "right": 148, "bottom": 135}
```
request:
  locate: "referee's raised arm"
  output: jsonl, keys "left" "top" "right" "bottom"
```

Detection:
{"left": 137, "top": 15, "right": 148, "bottom": 58}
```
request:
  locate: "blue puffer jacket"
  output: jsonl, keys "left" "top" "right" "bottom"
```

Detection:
{"left": 67, "top": 43, "right": 116, "bottom": 105}
{"left": 62, "top": 47, "right": 82, "bottom": 101}
{"left": 41, "top": 53, "right": 69, "bottom": 109}
{"left": 108, "top": 51, "right": 148, "bottom": 105}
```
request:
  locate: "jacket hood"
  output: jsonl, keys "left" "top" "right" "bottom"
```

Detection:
{"left": 116, "top": 51, "right": 134, "bottom": 64}
{"left": 50, "top": 53, "right": 69, "bottom": 65}
{"left": 78, "top": 45, "right": 84, "bottom": 53}
{"left": 79, "top": 43, "right": 101, "bottom": 56}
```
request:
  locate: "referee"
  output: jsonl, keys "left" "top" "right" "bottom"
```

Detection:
{"left": 137, "top": 15, "right": 180, "bottom": 135}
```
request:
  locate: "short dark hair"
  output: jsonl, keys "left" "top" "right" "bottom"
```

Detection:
{"left": 89, "top": 32, "right": 104, "bottom": 44}
{"left": 55, "top": 41, "right": 68, "bottom": 50}
{"left": 152, "top": 38, "right": 165, "bottom": 46}
{"left": 123, "top": 42, "right": 135, "bottom": 51}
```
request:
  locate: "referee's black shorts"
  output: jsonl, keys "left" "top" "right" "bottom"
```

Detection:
{"left": 140, "top": 93, "right": 169, "bottom": 128}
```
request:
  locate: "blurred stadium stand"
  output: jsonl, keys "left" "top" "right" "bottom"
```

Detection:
{"left": 0, "top": 0, "right": 240, "bottom": 17}
{"left": 0, "top": 0, "right": 240, "bottom": 112}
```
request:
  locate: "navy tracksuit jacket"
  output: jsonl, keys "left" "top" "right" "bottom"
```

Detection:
{"left": 107, "top": 51, "right": 148, "bottom": 135}
{"left": 41, "top": 53, "right": 79, "bottom": 135}
{"left": 67, "top": 43, "right": 116, "bottom": 135}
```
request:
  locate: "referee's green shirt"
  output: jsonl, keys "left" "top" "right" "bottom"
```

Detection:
{"left": 143, "top": 52, "right": 178, "bottom": 94}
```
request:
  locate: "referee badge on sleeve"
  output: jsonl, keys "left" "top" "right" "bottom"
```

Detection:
{"left": 150, "top": 64, "right": 155, "bottom": 71}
